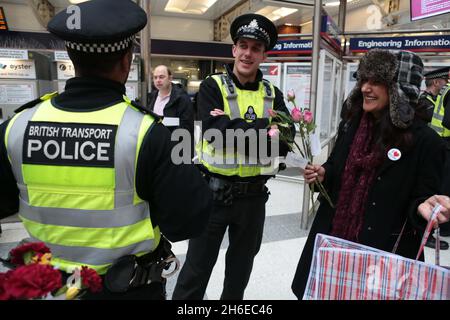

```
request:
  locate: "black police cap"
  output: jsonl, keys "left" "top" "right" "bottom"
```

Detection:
{"left": 47, "top": 0, "right": 147, "bottom": 54}
{"left": 230, "top": 13, "right": 278, "bottom": 51}
{"left": 424, "top": 66, "right": 450, "bottom": 80}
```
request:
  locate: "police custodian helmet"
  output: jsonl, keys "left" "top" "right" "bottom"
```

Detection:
{"left": 47, "top": 0, "right": 147, "bottom": 54}
{"left": 230, "top": 13, "right": 278, "bottom": 51}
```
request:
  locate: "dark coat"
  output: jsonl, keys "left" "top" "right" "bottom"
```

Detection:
{"left": 147, "top": 84, "right": 194, "bottom": 135}
{"left": 291, "top": 113, "right": 446, "bottom": 299}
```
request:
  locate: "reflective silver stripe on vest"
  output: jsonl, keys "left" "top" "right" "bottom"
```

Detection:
{"left": 430, "top": 124, "right": 444, "bottom": 133}
{"left": 114, "top": 106, "right": 144, "bottom": 207}
{"left": 220, "top": 75, "right": 241, "bottom": 120}
{"left": 19, "top": 198, "right": 149, "bottom": 228}
{"left": 6, "top": 106, "right": 40, "bottom": 203}
{"left": 262, "top": 80, "right": 274, "bottom": 118}
{"left": 30, "top": 237, "right": 154, "bottom": 266}
{"left": 220, "top": 75, "right": 274, "bottom": 120}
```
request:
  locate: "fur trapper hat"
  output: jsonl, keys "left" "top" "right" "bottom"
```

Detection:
{"left": 346, "top": 49, "right": 424, "bottom": 129}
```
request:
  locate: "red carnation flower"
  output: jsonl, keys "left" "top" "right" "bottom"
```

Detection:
{"left": 0, "top": 272, "right": 11, "bottom": 300}
{"left": 80, "top": 266, "right": 103, "bottom": 293}
{"left": 10, "top": 242, "right": 51, "bottom": 266}
{"left": 4, "top": 264, "right": 62, "bottom": 299}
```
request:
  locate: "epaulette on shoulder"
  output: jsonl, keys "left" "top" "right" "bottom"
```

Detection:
{"left": 14, "top": 97, "right": 42, "bottom": 114}
{"left": 129, "top": 100, "right": 162, "bottom": 122}
{"left": 14, "top": 91, "right": 58, "bottom": 113}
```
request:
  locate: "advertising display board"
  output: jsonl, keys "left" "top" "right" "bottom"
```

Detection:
{"left": 0, "top": 82, "right": 36, "bottom": 105}
{"left": 0, "top": 59, "right": 36, "bottom": 79}
{"left": 283, "top": 63, "right": 311, "bottom": 111}
{"left": 411, "top": 0, "right": 450, "bottom": 21}
{"left": 260, "top": 63, "right": 282, "bottom": 89}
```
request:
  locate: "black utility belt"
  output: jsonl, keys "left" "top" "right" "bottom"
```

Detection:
{"left": 206, "top": 175, "right": 266, "bottom": 196}
{"left": 104, "top": 237, "right": 179, "bottom": 293}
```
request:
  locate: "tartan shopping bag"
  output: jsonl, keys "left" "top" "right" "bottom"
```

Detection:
{"left": 303, "top": 233, "right": 450, "bottom": 300}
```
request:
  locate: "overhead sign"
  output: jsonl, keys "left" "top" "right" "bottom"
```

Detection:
{"left": 0, "top": 59, "right": 36, "bottom": 79}
{"left": 0, "top": 7, "right": 8, "bottom": 31}
{"left": 411, "top": 0, "right": 450, "bottom": 21}
{"left": 0, "top": 49, "right": 28, "bottom": 60}
{"left": 268, "top": 40, "right": 313, "bottom": 55}
{"left": 350, "top": 35, "right": 450, "bottom": 52}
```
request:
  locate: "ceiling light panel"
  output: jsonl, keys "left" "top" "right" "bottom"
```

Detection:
{"left": 165, "top": 0, "right": 219, "bottom": 15}
{"left": 256, "top": 6, "right": 297, "bottom": 21}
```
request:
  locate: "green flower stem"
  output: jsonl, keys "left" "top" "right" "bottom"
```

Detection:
{"left": 314, "top": 180, "right": 334, "bottom": 208}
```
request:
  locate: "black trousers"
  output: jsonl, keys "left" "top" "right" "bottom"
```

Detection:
{"left": 172, "top": 190, "right": 269, "bottom": 300}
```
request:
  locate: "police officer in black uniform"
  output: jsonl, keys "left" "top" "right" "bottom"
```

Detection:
{"left": 0, "top": 0, "right": 212, "bottom": 300}
{"left": 173, "top": 13, "right": 293, "bottom": 300}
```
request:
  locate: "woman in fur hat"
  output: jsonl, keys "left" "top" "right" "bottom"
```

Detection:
{"left": 291, "top": 49, "right": 447, "bottom": 299}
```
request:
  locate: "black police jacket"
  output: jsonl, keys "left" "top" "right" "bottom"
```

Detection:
{"left": 147, "top": 84, "right": 194, "bottom": 135}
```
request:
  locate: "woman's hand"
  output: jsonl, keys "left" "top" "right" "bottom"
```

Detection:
{"left": 304, "top": 164, "right": 325, "bottom": 184}
{"left": 418, "top": 195, "right": 450, "bottom": 228}
{"left": 210, "top": 108, "right": 225, "bottom": 117}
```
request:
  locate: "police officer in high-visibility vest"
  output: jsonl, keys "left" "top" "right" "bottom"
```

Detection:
{"left": 0, "top": 0, "right": 212, "bottom": 300}
{"left": 173, "top": 14, "right": 294, "bottom": 300}
{"left": 417, "top": 67, "right": 449, "bottom": 123}
{"left": 430, "top": 66, "right": 450, "bottom": 239}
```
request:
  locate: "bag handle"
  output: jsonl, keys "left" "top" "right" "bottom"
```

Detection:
{"left": 392, "top": 204, "right": 441, "bottom": 265}
{"left": 415, "top": 204, "right": 442, "bottom": 264}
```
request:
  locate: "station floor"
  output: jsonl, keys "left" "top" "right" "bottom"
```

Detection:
{"left": 1, "top": 174, "right": 449, "bottom": 300}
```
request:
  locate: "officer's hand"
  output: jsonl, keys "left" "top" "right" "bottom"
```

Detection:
{"left": 210, "top": 109, "right": 225, "bottom": 117}
{"left": 304, "top": 164, "right": 325, "bottom": 184}
{"left": 418, "top": 195, "right": 450, "bottom": 228}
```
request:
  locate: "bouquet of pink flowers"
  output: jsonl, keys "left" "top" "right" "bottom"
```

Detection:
{"left": 268, "top": 90, "right": 334, "bottom": 212}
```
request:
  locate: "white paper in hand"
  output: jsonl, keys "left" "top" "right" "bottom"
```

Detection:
{"left": 162, "top": 117, "right": 180, "bottom": 127}
{"left": 309, "top": 133, "right": 321, "bottom": 157}
{"left": 284, "top": 152, "right": 308, "bottom": 169}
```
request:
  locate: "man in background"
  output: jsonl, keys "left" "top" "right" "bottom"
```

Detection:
{"left": 148, "top": 65, "right": 194, "bottom": 135}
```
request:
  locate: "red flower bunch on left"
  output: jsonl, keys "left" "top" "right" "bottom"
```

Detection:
{"left": 1, "top": 241, "right": 102, "bottom": 300}
{"left": 2, "top": 264, "right": 62, "bottom": 299}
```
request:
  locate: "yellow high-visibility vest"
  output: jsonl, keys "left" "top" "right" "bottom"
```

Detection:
{"left": 5, "top": 93, "right": 160, "bottom": 274}
{"left": 430, "top": 84, "right": 450, "bottom": 138}
{"left": 197, "top": 74, "right": 278, "bottom": 177}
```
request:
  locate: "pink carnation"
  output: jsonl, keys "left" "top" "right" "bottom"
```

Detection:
{"left": 303, "top": 110, "right": 314, "bottom": 124}
{"left": 291, "top": 107, "right": 303, "bottom": 122}
{"left": 268, "top": 128, "right": 280, "bottom": 138}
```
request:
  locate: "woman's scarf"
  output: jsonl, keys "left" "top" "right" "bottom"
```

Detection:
{"left": 330, "top": 112, "right": 384, "bottom": 241}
